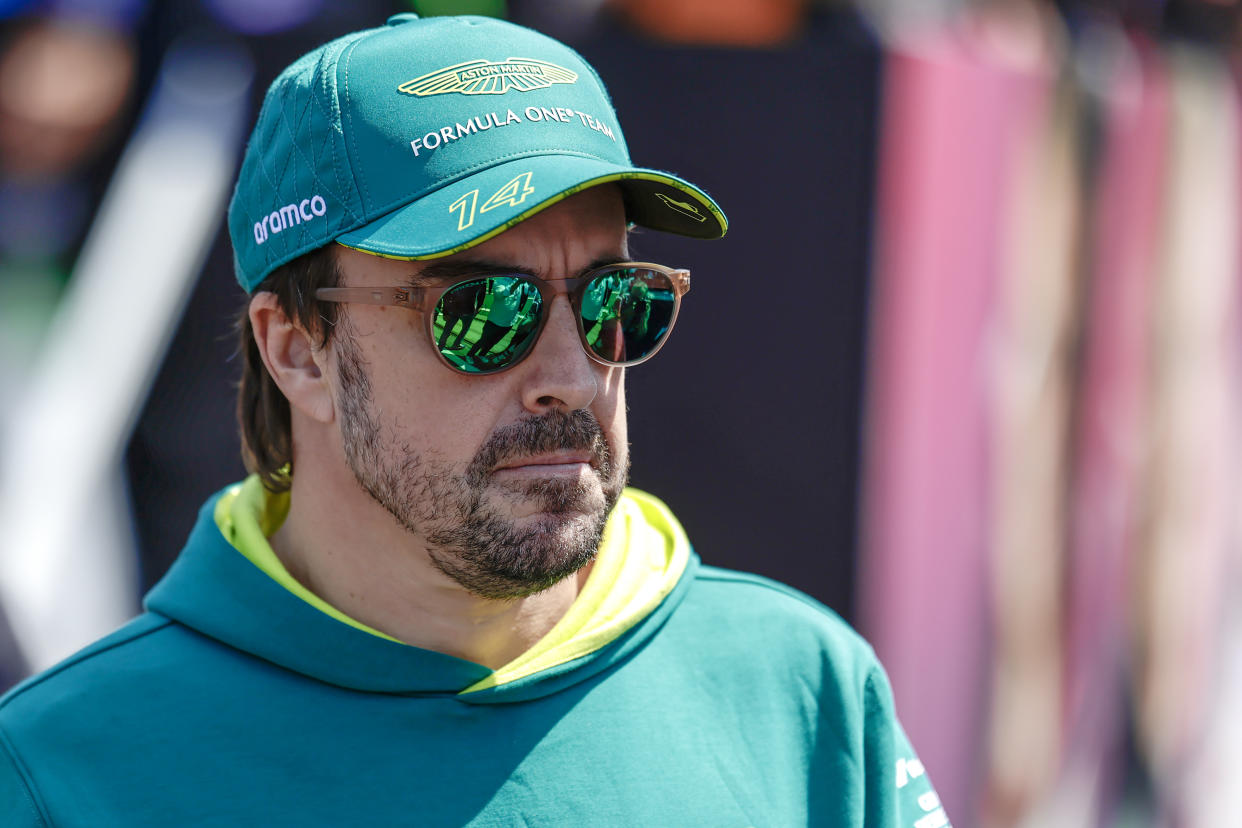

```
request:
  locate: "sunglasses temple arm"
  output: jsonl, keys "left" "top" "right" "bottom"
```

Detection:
{"left": 315, "top": 286, "right": 428, "bottom": 310}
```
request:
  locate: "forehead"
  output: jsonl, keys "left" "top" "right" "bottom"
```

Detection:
{"left": 338, "top": 185, "right": 627, "bottom": 282}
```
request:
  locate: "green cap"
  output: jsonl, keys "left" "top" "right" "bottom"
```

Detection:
{"left": 228, "top": 13, "right": 727, "bottom": 293}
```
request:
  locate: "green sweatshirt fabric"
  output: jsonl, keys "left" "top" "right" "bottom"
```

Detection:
{"left": 211, "top": 478, "right": 693, "bottom": 689}
{"left": 0, "top": 484, "right": 947, "bottom": 827}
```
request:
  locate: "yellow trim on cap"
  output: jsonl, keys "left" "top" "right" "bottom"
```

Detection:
{"left": 337, "top": 171, "right": 727, "bottom": 262}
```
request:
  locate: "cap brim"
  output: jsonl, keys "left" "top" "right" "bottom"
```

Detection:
{"left": 335, "top": 154, "right": 726, "bottom": 260}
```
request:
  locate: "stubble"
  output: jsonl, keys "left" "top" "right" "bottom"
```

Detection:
{"left": 335, "top": 334, "right": 627, "bottom": 600}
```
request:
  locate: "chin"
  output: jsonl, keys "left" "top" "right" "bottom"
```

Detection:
{"left": 518, "top": 509, "right": 602, "bottom": 539}
{"left": 490, "top": 476, "right": 608, "bottom": 521}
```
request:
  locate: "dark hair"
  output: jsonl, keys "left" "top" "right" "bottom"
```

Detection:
{"left": 236, "top": 245, "right": 342, "bottom": 492}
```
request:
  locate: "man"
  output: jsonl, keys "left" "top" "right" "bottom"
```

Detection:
{"left": 0, "top": 14, "right": 947, "bottom": 826}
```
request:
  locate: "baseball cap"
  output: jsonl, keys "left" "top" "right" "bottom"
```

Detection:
{"left": 227, "top": 13, "right": 727, "bottom": 293}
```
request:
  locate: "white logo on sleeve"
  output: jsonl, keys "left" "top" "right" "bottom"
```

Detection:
{"left": 897, "top": 758, "right": 953, "bottom": 828}
{"left": 896, "top": 757, "right": 925, "bottom": 789}
{"left": 913, "top": 792, "right": 950, "bottom": 828}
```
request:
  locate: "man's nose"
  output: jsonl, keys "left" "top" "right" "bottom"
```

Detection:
{"left": 518, "top": 294, "right": 599, "bottom": 414}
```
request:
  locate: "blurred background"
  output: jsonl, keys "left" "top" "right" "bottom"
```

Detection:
{"left": 0, "top": 0, "right": 1239, "bottom": 825}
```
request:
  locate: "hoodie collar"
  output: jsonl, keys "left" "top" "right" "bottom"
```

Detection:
{"left": 146, "top": 479, "right": 695, "bottom": 699}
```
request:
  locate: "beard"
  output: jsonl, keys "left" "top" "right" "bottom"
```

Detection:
{"left": 335, "top": 334, "right": 628, "bottom": 600}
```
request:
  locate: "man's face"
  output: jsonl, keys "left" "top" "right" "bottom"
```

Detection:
{"left": 326, "top": 186, "right": 630, "bottom": 600}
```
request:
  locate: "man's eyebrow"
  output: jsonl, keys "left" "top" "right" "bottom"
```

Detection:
{"left": 404, "top": 260, "right": 517, "bottom": 287}
{"left": 584, "top": 255, "right": 629, "bottom": 272}
{"left": 406, "top": 254, "right": 631, "bottom": 286}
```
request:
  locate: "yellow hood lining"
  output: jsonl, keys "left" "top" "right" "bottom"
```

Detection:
{"left": 213, "top": 476, "right": 690, "bottom": 692}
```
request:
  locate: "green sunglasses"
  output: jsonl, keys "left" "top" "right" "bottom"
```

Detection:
{"left": 315, "top": 262, "right": 690, "bottom": 375}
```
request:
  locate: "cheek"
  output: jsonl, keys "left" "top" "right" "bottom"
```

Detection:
{"left": 376, "top": 379, "right": 500, "bottom": 458}
{"left": 348, "top": 332, "right": 495, "bottom": 457}
{"left": 597, "top": 368, "right": 627, "bottom": 453}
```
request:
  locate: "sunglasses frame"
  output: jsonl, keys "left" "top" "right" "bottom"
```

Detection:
{"left": 315, "top": 261, "right": 690, "bottom": 375}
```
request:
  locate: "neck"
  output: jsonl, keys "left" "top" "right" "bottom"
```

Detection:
{"left": 268, "top": 444, "right": 585, "bottom": 670}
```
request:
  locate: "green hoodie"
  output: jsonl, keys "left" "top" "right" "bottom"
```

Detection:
{"left": 0, "top": 481, "right": 947, "bottom": 827}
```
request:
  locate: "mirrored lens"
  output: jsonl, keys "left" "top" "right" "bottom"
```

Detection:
{"left": 580, "top": 267, "right": 676, "bottom": 363}
{"left": 431, "top": 277, "right": 543, "bottom": 373}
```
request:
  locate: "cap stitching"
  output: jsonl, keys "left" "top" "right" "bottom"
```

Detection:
{"left": 238, "top": 87, "right": 281, "bottom": 238}
{"left": 338, "top": 35, "right": 371, "bottom": 220}
{"left": 270, "top": 72, "right": 316, "bottom": 220}
{"left": 246, "top": 78, "right": 337, "bottom": 288}
{"left": 233, "top": 28, "right": 372, "bottom": 288}
{"left": 312, "top": 47, "right": 360, "bottom": 229}
{"left": 246, "top": 76, "right": 316, "bottom": 277}
{"left": 251, "top": 95, "right": 289, "bottom": 228}
{"left": 318, "top": 35, "right": 365, "bottom": 225}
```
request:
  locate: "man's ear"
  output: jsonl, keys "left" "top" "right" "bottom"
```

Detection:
{"left": 249, "top": 292, "right": 335, "bottom": 424}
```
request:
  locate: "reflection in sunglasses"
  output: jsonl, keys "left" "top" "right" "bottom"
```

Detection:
{"left": 317, "top": 263, "right": 689, "bottom": 375}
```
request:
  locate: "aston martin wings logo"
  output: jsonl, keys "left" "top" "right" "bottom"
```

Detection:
{"left": 655, "top": 192, "right": 707, "bottom": 222}
{"left": 399, "top": 58, "right": 579, "bottom": 96}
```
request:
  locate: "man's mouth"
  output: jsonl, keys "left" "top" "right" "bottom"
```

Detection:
{"left": 492, "top": 451, "right": 596, "bottom": 476}
{"left": 465, "top": 410, "right": 612, "bottom": 488}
